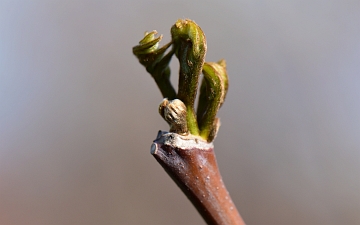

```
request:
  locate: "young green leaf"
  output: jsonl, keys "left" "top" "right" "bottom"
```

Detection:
{"left": 133, "top": 31, "right": 176, "bottom": 99}
{"left": 171, "top": 19, "right": 207, "bottom": 135}
{"left": 197, "top": 60, "right": 228, "bottom": 141}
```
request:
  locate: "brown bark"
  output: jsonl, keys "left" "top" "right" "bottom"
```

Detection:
{"left": 151, "top": 131, "right": 245, "bottom": 225}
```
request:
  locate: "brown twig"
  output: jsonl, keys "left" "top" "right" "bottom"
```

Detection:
{"left": 151, "top": 131, "right": 245, "bottom": 225}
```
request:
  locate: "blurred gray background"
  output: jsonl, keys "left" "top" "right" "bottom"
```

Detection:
{"left": 1, "top": 1, "right": 360, "bottom": 225}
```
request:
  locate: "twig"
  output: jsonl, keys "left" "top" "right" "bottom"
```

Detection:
{"left": 151, "top": 131, "right": 245, "bottom": 225}
{"left": 133, "top": 19, "right": 245, "bottom": 225}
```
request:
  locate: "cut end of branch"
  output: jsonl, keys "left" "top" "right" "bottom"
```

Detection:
{"left": 151, "top": 131, "right": 213, "bottom": 153}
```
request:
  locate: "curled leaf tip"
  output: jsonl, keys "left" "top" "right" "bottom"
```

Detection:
{"left": 132, "top": 31, "right": 168, "bottom": 68}
{"left": 171, "top": 19, "right": 207, "bottom": 60}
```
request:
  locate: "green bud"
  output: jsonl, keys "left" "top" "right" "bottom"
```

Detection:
{"left": 132, "top": 31, "right": 176, "bottom": 99}
{"left": 197, "top": 60, "right": 228, "bottom": 141}
{"left": 171, "top": 19, "right": 207, "bottom": 135}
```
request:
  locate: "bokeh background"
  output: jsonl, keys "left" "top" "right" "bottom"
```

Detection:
{"left": 1, "top": 1, "right": 360, "bottom": 224}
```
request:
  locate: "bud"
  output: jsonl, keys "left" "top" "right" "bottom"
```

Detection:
{"left": 171, "top": 19, "right": 207, "bottom": 135}
{"left": 159, "top": 98, "right": 188, "bottom": 135}
{"left": 197, "top": 60, "right": 228, "bottom": 141}
{"left": 132, "top": 31, "right": 176, "bottom": 99}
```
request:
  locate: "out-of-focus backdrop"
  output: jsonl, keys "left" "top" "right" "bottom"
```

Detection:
{"left": 1, "top": 1, "right": 360, "bottom": 225}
